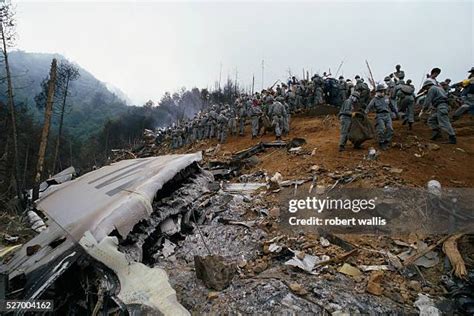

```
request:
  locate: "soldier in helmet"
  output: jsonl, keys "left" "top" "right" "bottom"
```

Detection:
{"left": 355, "top": 77, "right": 370, "bottom": 108}
{"left": 202, "top": 113, "right": 210, "bottom": 139}
{"left": 268, "top": 96, "right": 287, "bottom": 140}
{"left": 227, "top": 104, "right": 238, "bottom": 137}
{"left": 278, "top": 96, "right": 291, "bottom": 136}
{"left": 421, "top": 79, "right": 456, "bottom": 144}
{"left": 338, "top": 91, "right": 360, "bottom": 152}
{"left": 295, "top": 84, "right": 304, "bottom": 110}
{"left": 236, "top": 98, "right": 248, "bottom": 136}
{"left": 393, "top": 64, "right": 405, "bottom": 82}
{"left": 216, "top": 110, "right": 229, "bottom": 143}
{"left": 208, "top": 106, "right": 218, "bottom": 138}
{"left": 365, "top": 84, "right": 398, "bottom": 150}
{"left": 249, "top": 95, "right": 263, "bottom": 138}
{"left": 338, "top": 76, "right": 348, "bottom": 101}
{"left": 396, "top": 79, "right": 416, "bottom": 130}
{"left": 311, "top": 74, "right": 323, "bottom": 105}
{"left": 198, "top": 113, "right": 207, "bottom": 140}
{"left": 384, "top": 76, "right": 398, "bottom": 115}
{"left": 346, "top": 79, "right": 354, "bottom": 96}
{"left": 427, "top": 68, "right": 441, "bottom": 85}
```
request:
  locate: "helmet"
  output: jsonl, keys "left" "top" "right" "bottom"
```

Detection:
{"left": 468, "top": 67, "right": 474, "bottom": 73}
{"left": 384, "top": 76, "right": 391, "bottom": 81}
{"left": 396, "top": 64, "right": 401, "bottom": 69}
{"left": 375, "top": 84, "right": 385, "bottom": 92}
{"left": 422, "top": 78, "right": 436, "bottom": 88}
{"left": 430, "top": 68, "right": 441, "bottom": 76}
{"left": 339, "top": 76, "right": 344, "bottom": 80}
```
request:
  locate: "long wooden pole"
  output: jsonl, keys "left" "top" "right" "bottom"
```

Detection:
{"left": 365, "top": 60, "right": 376, "bottom": 89}
{"left": 251, "top": 74, "right": 255, "bottom": 95}
{"left": 33, "top": 59, "right": 57, "bottom": 201}
{"left": 1, "top": 22, "right": 21, "bottom": 199}
{"left": 335, "top": 60, "right": 344, "bottom": 77}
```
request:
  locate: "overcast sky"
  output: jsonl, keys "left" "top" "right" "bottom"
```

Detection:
{"left": 15, "top": 0, "right": 473, "bottom": 105}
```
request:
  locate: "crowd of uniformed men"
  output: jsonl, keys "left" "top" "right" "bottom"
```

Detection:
{"left": 156, "top": 65, "right": 473, "bottom": 152}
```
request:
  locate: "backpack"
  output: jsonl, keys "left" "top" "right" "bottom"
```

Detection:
{"left": 348, "top": 112, "right": 375, "bottom": 147}
{"left": 401, "top": 84, "right": 415, "bottom": 95}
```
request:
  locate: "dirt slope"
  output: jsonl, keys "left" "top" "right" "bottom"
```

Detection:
{"left": 175, "top": 113, "right": 474, "bottom": 188}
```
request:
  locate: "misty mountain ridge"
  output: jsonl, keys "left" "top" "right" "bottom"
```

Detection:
{"left": 3, "top": 50, "right": 212, "bottom": 142}
{"left": 5, "top": 50, "right": 130, "bottom": 141}
{"left": 105, "top": 82, "right": 132, "bottom": 105}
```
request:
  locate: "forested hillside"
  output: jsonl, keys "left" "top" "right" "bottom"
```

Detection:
{"left": 1, "top": 49, "right": 234, "bottom": 205}
{"left": 7, "top": 50, "right": 130, "bottom": 141}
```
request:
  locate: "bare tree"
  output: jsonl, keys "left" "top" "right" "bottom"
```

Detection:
{"left": 0, "top": 0, "right": 21, "bottom": 199}
{"left": 33, "top": 58, "right": 57, "bottom": 201}
{"left": 52, "top": 61, "right": 80, "bottom": 173}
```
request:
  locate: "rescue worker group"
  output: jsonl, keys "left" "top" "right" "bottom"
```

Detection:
{"left": 161, "top": 65, "right": 474, "bottom": 152}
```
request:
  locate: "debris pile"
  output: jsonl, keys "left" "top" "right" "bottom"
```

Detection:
{"left": 2, "top": 112, "right": 473, "bottom": 314}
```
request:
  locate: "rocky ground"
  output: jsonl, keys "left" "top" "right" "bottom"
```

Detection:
{"left": 2, "top": 113, "right": 473, "bottom": 314}
{"left": 169, "top": 113, "right": 474, "bottom": 188}
{"left": 143, "top": 113, "right": 474, "bottom": 314}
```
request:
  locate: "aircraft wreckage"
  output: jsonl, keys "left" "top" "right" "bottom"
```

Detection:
{"left": 3, "top": 153, "right": 208, "bottom": 315}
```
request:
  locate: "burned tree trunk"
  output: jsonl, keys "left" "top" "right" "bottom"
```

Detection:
{"left": 52, "top": 62, "right": 79, "bottom": 173}
{"left": 52, "top": 77, "right": 69, "bottom": 173}
{"left": 0, "top": 22, "right": 21, "bottom": 200}
{"left": 33, "top": 59, "right": 57, "bottom": 201}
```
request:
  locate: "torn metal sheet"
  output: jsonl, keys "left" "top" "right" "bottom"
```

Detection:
{"left": 27, "top": 210, "right": 46, "bottom": 232}
{"left": 262, "top": 140, "right": 288, "bottom": 148}
{"left": 46, "top": 166, "right": 76, "bottom": 185}
{"left": 232, "top": 143, "right": 265, "bottom": 161}
{"left": 80, "top": 231, "right": 189, "bottom": 315}
{"left": 398, "top": 249, "right": 440, "bottom": 268}
{"left": 4, "top": 153, "right": 202, "bottom": 303}
{"left": 285, "top": 250, "right": 321, "bottom": 275}
{"left": 27, "top": 166, "right": 77, "bottom": 199}
{"left": 5, "top": 219, "right": 79, "bottom": 281}
{"left": 37, "top": 153, "right": 202, "bottom": 241}
{"left": 398, "top": 240, "right": 440, "bottom": 268}
{"left": 280, "top": 179, "right": 310, "bottom": 187}
{"left": 222, "top": 182, "right": 266, "bottom": 193}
